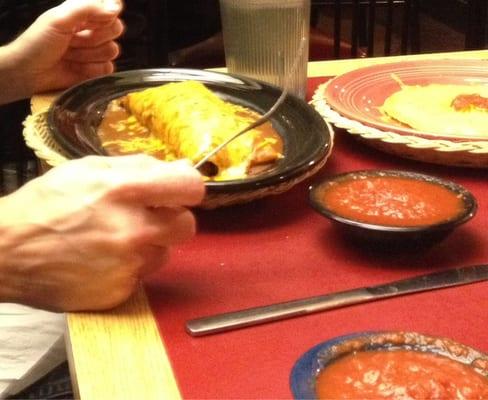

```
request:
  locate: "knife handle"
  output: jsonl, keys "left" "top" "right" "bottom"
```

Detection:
{"left": 186, "top": 289, "right": 372, "bottom": 336}
{"left": 186, "top": 265, "right": 488, "bottom": 337}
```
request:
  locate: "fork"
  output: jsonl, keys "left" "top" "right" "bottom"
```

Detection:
{"left": 194, "top": 38, "right": 307, "bottom": 170}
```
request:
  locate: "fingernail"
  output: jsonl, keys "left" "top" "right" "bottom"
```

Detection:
{"left": 103, "top": 0, "right": 120, "bottom": 13}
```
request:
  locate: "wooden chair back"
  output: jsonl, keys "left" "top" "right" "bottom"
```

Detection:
{"left": 311, "top": 0, "right": 420, "bottom": 58}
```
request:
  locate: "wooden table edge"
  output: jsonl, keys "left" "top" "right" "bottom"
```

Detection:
{"left": 65, "top": 286, "right": 181, "bottom": 400}
{"left": 30, "top": 49, "right": 488, "bottom": 400}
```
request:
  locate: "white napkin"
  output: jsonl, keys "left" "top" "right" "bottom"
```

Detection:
{"left": 0, "top": 304, "right": 67, "bottom": 398}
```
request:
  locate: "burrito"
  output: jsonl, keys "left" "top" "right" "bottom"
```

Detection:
{"left": 111, "top": 80, "right": 283, "bottom": 180}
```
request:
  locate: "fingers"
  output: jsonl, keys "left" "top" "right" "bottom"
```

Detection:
{"left": 105, "top": 208, "right": 195, "bottom": 283}
{"left": 70, "top": 18, "right": 125, "bottom": 48}
{"left": 67, "top": 60, "right": 115, "bottom": 78}
{"left": 104, "top": 156, "right": 206, "bottom": 207}
{"left": 63, "top": 41, "right": 120, "bottom": 62}
{"left": 45, "top": 0, "right": 123, "bottom": 34}
{"left": 58, "top": 154, "right": 205, "bottom": 207}
{"left": 133, "top": 208, "right": 196, "bottom": 277}
{"left": 147, "top": 207, "right": 198, "bottom": 247}
{"left": 137, "top": 245, "right": 170, "bottom": 277}
{"left": 117, "top": 206, "right": 196, "bottom": 249}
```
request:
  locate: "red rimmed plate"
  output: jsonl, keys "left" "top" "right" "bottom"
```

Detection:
{"left": 323, "top": 59, "right": 488, "bottom": 140}
{"left": 311, "top": 59, "right": 488, "bottom": 168}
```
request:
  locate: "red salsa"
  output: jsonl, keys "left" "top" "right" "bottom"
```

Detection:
{"left": 320, "top": 176, "right": 464, "bottom": 227}
{"left": 451, "top": 93, "right": 488, "bottom": 112}
{"left": 316, "top": 350, "right": 488, "bottom": 400}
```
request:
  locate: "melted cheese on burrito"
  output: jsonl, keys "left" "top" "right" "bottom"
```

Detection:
{"left": 380, "top": 82, "right": 488, "bottom": 137}
{"left": 98, "top": 81, "right": 283, "bottom": 180}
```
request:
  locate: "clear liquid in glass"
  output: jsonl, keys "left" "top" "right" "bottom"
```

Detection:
{"left": 220, "top": 0, "right": 310, "bottom": 99}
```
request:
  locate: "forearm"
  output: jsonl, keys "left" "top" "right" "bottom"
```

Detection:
{"left": 0, "top": 193, "right": 66, "bottom": 310}
{"left": 0, "top": 43, "right": 32, "bottom": 105}
{"left": 0, "top": 242, "right": 24, "bottom": 305}
{"left": 0, "top": 196, "right": 30, "bottom": 305}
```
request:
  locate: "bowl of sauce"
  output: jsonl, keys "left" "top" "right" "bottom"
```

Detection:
{"left": 290, "top": 331, "right": 488, "bottom": 399}
{"left": 309, "top": 170, "right": 477, "bottom": 245}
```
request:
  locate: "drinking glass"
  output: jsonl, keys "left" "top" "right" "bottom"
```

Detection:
{"left": 219, "top": 0, "right": 310, "bottom": 99}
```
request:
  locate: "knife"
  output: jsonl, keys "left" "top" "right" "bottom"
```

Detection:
{"left": 186, "top": 264, "right": 488, "bottom": 337}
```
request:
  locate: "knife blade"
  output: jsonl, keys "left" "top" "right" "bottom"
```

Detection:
{"left": 186, "top": 264, "right": 488, "bottom": 337}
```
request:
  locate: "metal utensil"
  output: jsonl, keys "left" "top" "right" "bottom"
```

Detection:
{"left": 186, "top": 264, "right": 488, "bottom": 336}
{"left": 194, "top": 38, "right": 307, "bottom": 170}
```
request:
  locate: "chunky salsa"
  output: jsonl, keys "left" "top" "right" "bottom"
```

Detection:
{"left": 451, "top": 93, "right": 488, "bottom": 112}
{"left": 319, "top": 176, "right": 464, "bottom": 227}
{"left": 316, "top": 350, "right": 488, "bottom": 400}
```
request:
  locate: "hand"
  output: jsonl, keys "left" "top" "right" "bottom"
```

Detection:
{"left": 0, "top": 155, "right": 205, "bottom": 311}
{"left": 9, "top": 0, "right": 124, "bottom": 96}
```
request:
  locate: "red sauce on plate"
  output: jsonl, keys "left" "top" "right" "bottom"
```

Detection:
{"left": 451, "top": 94, "right": 488, "bottom": 112}
{"left": 316, "top": 350, "right": 488, "bottom": 400}
{"left": 320, "top": 176, "right": 464, "bottom": 227}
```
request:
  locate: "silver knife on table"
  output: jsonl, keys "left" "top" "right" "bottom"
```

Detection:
{"left": 186, "top": 264, "right": 488, "bottom": 337}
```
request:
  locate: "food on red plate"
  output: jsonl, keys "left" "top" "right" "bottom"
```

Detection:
{"left": 316, "top": 174, "right": 464, "bottom": 227}
{"left": 316, "top": 349, "right": 488, "bottom": 400}
{"left": 451, "top": 93, "right": 488, "bottom": 112}
{"left": 380, "top": 78, "right": 488, "bottom": 137}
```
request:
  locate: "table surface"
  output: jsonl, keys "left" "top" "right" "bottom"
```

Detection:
{"left": 31, "top": 49, "right": 488, "bottom": 400}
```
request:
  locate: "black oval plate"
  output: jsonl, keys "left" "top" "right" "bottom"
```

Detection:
{"left": 47, "top": 68, "right": 333, "bottom": 193}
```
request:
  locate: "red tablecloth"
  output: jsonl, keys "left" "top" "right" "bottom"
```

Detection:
{"left": 145, "top": 77, "right": 488, "bottom": 399}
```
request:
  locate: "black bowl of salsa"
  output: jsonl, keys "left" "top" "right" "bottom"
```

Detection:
{"left": 290, "top": 331, "right": 488, "bottom": 399}
{"left": 309, "top": 170, "right": 477, "bottom": 246}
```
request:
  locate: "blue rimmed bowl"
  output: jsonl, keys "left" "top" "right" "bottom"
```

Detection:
{"left": 290, "top": 331, "right": 488, "bottom": 399}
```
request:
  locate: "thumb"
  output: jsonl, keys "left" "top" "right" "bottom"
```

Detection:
{"left": 41, "top": 0, "right": 122, "bottom": 34}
